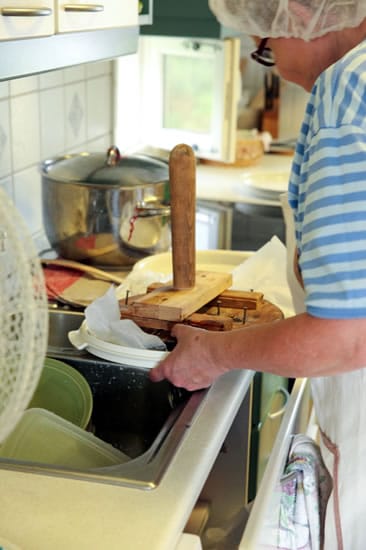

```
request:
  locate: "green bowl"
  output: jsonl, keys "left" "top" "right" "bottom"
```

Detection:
{"left": 28, "top": 358, "right": 93, "bottom": 429}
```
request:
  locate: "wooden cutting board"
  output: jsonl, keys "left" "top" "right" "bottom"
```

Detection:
{"left": 130, "top": 144, "right": 232, "bottom": 322}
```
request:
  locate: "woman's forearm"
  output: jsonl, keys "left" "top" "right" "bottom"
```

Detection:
{"left": 211, "top": 313, "right": 366, "bottom": 378}
{"left": 150, "top": 313, "right": 366, "bottom": 390}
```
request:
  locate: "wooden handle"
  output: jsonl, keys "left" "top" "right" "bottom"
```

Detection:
{"left": 169, "top": 144, "right": 196, "bottom": 289}
{"left": 40, "top": 258, "right": 125, "bottom": 285}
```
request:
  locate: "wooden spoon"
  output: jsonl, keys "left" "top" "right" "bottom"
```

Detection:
{"left": 40, "top": 258, "right": 125, "bottom": 285}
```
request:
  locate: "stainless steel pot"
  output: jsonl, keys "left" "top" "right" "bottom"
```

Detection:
{"left": 41, "top": 146, "right": 171, "bottom": 268}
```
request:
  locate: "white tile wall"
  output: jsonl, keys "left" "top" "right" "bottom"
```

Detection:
{"left": 0, "top": 60, "right": 114, "bottom": 245}
{"left": 0, "top": 99, "right": 12, "bottom": 178}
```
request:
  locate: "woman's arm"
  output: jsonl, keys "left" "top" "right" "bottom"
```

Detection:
{"left": 149, "top": 313, "right": 366, "bottom": 390}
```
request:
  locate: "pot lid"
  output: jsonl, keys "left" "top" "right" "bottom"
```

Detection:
{"left": 41, "top": 146, "right": 169, "bottom": 187}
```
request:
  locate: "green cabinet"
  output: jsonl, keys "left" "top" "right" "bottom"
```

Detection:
{"left": 141, "top": 0, "right": 238, "bottom": 38}
{"left": 248, "top": 373, "right": 290, "bottom": 501}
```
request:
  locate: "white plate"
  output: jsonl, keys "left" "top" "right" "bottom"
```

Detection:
{"left": 241, "top": 171, "right": 289, "bottom": 198}
{"left": 68, "top": 321, "right": 169, "bottom": 368}
{"left": 132, "top": 249, "right": 252, "bottom": 276}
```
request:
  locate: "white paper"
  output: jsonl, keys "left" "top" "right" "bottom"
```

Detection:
{"left": 231, "top": 236, "right": 295, "bottom": 318}
{"left": 85, "top": 286, "right": 167, "bottom": 350}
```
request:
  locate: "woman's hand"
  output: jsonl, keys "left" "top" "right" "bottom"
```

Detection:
{"left": 149, "top": 324, "right": 229, "bottom": 391}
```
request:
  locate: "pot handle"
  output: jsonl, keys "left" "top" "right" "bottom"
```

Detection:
{"left": 135, "top": 202, "right": 171, "bottom": 217}
{"left": 106, "top": 145, "right": 121, "bottom": 166}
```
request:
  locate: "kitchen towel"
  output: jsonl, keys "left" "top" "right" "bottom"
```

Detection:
{"left": 265, "top": 434, "right": 332, "bottom": 550}
{"left": 43, "top": 264, "right": 126, "bottom": 307}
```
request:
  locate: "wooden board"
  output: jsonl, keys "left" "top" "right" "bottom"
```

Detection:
{"left": 146, "top": 284, "right": 264, "bottom": 310}
{"left": 120, "top": 288, "right": 282, "bottom": 332}
{"left": 120, "top": 297, "right": 283, "bottom": 340}
{"left": 129, "top": 270, "right": 233, "bottom": 322}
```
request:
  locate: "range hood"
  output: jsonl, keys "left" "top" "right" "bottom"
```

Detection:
{"left": 0, "top": 26, "right": 138, "bottom": 81}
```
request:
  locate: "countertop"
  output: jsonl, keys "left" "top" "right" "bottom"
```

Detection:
{"left": 0, "top": 369, "right": 254, "bottom": 550}
{"left": 196, "top": 153, "right": 293, "bottom": 206}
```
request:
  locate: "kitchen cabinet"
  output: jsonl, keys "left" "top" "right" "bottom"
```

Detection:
{"left": 139, "top": 0, "right": 153, "bottom": 25}
{"left": 0, "top": 0, "right": 54, "bottom": 40}
{"left": 140, "top": 0, "right": 239, "bottom": 38}
{"left": 0, "top": 0, "right": 138, "bottom": 81}
{"left": 56, "top": 0, "right": 136, "bottom": 33}
{"left": 0, "top": 27, "right": 138, "bottom": 81}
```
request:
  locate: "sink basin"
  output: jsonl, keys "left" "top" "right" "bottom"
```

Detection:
{"left": 0, "top": 308, "right": 206, "bottom": 489}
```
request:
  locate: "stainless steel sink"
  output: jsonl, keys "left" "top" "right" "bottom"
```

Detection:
{"left": 0, "top": 308, "right": 206, "bottom": 489}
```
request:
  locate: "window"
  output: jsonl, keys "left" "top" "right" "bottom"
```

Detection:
{"left": 137, "top": 35, "right": 240, "bottom": 162}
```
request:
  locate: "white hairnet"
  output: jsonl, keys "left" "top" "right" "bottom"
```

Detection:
{"left": 209, "top": 0, "right": 366, "bottom": 41}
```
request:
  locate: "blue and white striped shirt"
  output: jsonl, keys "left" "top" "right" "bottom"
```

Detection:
{"left": 288, "top": 40, "right": 366, "bottom": 319}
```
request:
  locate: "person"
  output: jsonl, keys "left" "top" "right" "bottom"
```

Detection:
{"left": 149, "top": 0, "right": 366, "bottom": 547}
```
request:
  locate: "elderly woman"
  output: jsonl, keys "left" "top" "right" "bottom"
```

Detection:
{"left": 150, "top": 1, "right": 366, "bottom": 547}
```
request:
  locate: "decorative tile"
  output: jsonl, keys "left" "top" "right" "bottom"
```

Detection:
{"left": 65, "top": 82, "right": 86, "bottom": 149}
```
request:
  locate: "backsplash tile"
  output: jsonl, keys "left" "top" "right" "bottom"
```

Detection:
{"left": 64, "top": 65, "right": 86, "bottom": 84}
{"left": 86, "top": 75, "right": 112, "bottom": 140}
{"left": 0, "top": 175, "right": 13, "bottom": 197}
{"left": 1, "top": 61, "right": 113, "bottom": 245}
{"left": 11, "top": 92, "right": 41, "bottom": 172}
{"left": 0, "top": 82, "right": 9, "bottom": 99}
{"left": 10, "top": 75, "right": 39, "bottom": 96}
{"left": 0, "top": 99, "right": 12, "bottom": 178}
{"left": 13, "top": 166, "right": 43, "bottom": 235}
{"left": 65, "top": 82, "right": 87, "bottom": 149}
{"left": 39, "top": 69, "right": 63, "bottom": 90}
{"left": 40, "top": 87, "right": 65, "bottom": 159}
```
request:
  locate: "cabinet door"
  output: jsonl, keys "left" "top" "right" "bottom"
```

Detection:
{"left": 56, "top": 0, "right": 137, "bottom": 33}
{"left": 141, "top": 0, "right": 238, "bottom": 38}
{"left": 248, "top": 373, "right": 289, "bottom": 501}
{"left": 0, "top": 0, "right": 54, "bottom": 40}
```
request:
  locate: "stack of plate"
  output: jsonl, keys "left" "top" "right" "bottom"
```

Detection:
{"left": 240, "top": 171, "right": 289, "bottom": 203}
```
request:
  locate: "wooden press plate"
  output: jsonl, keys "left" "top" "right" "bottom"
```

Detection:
{"left": 129, "top": 270, "right": 232, "bottom": 322}
{"left": 120, "top": 288, "right": 283, "bottom": 333}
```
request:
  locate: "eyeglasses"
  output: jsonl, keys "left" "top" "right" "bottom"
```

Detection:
{"left": 251, "top": 38, "right": 275, "bottom": 67}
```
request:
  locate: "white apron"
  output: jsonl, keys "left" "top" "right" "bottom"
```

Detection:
{"left": 281, "top": 193, "right": 366, "bottom": 550}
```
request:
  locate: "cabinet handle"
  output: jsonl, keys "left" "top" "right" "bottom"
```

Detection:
{"left": 63, "top": 4, "right": 104, "bottom": 12}
{"left": 1, "top": 7, "right": 52, "bottom": 16}
{"left": 267, "top": 387, "right": 290, "bottom": 420}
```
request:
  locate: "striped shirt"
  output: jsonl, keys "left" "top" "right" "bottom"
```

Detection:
{"left": 288, "top": 40, "right": 366, "bottom": 319}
